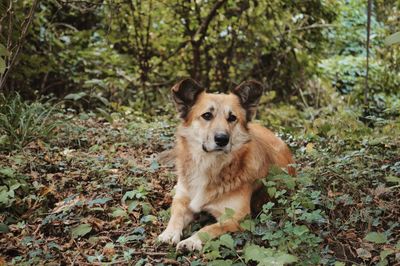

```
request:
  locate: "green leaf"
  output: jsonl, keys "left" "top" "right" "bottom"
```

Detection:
{"left": 380, "top": 249, "right": 394, "bottom": 260}
{"left": 128, "top": 200, "right": 139, "bottom": 212}
{"left": 385, "top": 31, "right": 400, "bottom": 46}
{"left": 0, "top": 223, "right": 9, "bottom": 233}
{"left": 64, "top": 92, "right": 87, "bottom": 101}
{"left": 204, "top": 250, "right": 221, "bottom": 260}
{"left": 219, "top": 234, "right": 234, "bottom": 249}
{"left": 71, "top": 223, "right": 92, "bottom": 238}
{"left": 273, "top": 253, "right": 298, "bottom": 265}
{"left": 0, "top": 57, "right": 5, "bottom": 74}
{"left": 292, "top": 225, "right": 309, "bottom": 236}
{"left": 267, "top": 187, "right": 277, "bottom": 198}
{"left": 0, "top": 43, "right": 8, "bottom": 56}
{"left": 244, "top": 244, "right": 297, "bottom": 265}
{"left": 0, "top": 167, "right": 15, "bottom": 177}
{"left": 111, "top": 208, "right": 128, "bottom": 218}
{"left": 240, "top": 219, "right": 255, "bottom": 232}
{"left": 244, "top": 244, "right": 273, "bottom": 263}
{"left": 150, "top": 160, "right": 159, "bottom": 171}
{"left": 364, "top": 232, "right": 387, "bottom": 244}
{"left": 385, "top": 175, "right": 400, "bottom": 184}
{"left": 140, "top": 215, "right": 156, "bottom": 223}
{"left": 207, "top": 260, "right": 232, "bottom": 266}
{"left": 219, "top": 208, "right": 235, "bottom": 223}
{"left": 88, "top": 197, "right": 111, "bottom": 207}
{"left": 96, "top": 107, "right": 113, "bottom": 124}
{"left": 198, "top": 232, "right": 211, "bottom": 242}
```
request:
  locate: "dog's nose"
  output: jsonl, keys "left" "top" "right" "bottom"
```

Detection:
{"left": 214, "top": 133, "right": 230, "bottom": 147}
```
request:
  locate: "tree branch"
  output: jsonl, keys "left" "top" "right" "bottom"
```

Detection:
{"left": 0, "top": 0, "right": 39, "bottom": 91}
{"left": 193, "top": 0, "right": 227, "bottom": 44}
{"left": 365, "top": 0, "right": 372, "bottom": 106}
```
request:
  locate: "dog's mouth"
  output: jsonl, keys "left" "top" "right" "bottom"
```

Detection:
{"left": 202, "top": 144, "right": 229, "bottom": 153}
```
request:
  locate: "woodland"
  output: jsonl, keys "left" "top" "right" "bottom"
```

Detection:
{"left": 0, "top": 0, "right": 399, "bottom": 265}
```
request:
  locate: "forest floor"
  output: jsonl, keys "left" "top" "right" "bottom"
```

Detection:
{"left": 0, "top": 106, "right": 399, "bottom": 265}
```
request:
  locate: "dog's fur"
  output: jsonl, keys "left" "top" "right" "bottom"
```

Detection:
{"left": 158, "top": 79, "right": 295, "bottom": 251}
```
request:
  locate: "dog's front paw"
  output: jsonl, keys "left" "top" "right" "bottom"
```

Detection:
{"left": 158, "top": 229, "right": 181, "bottom": 244}
{"left": 176, "top": 234, "right": 202, "bottom": 251}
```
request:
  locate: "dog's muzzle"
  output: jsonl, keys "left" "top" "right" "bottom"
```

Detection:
{"left": 214, "top": 133, "right": 230, "bottom": 147}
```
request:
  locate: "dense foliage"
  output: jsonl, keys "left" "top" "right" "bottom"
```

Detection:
{"left": 0, "top": 0, "right": 399, "bottom": 265}
{"left": 2, "top": 0, "right": 397, "bottom": 106}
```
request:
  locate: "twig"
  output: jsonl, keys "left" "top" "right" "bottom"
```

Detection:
{"left": 193, "top": 0, "right": 227, "bottom": 44}
{"left": 365, "top": 0, "right": 372, "bottom": 106}
{"left": 0, "top": 0, "right": 39, "bottom": 91}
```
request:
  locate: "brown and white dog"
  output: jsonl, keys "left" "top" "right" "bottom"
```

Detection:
{"left": 158, "top": 78, "right": 295, "bottom": 251}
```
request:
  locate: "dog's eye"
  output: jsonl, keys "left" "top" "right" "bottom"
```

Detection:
{"left": 201, "top": 112, "right": 213, "bottom": 121}
{"left": 227, "top": 114, "right": 237, "bottom": 122}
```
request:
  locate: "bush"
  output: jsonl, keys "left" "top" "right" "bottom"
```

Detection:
{"left": 0, "top": 93, "right": 61, "bottom": 151}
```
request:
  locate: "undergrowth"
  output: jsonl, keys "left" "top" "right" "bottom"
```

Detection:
{"left": 0, "top": 95, "right": 399, "bottom": 265}
{"left": 0, "top": 93, "right": 62, "bottom": 151}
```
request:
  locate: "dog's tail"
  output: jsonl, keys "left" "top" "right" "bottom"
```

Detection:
{"left": 157, "top": 148, "right": 176, "bottom": 166}
{"left": 287, "top": 164, "right": 296, "bottom": 176}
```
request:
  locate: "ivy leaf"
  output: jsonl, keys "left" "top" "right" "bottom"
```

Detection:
{"left": 244, "top": 244, "right": 297, "bottom": 265}
{"left": 219, "top": 234, "right": 234, "bottom": 249}
{"left": 0, "top": 167, "right": 15, "bottom": 177}
{"left": 244, "top": 244, "right": 273, "bottom": 263}
{"left": 71, "top": 223, "right": 92, "bottom": 238}
{"left": 150, "top": 160, "right": 159, "bottom": 171}
{"left": 140, "top": 215, "right": 156, "bottom": 223}
{"left": 198, "top": 232, "right": 211, "bottom": 242}
{"left": 364, "top": 232, "right": 387, "bottom": 244}
{"left": 88, "top": 197, "right": 111, "bottom": 207}
{"left": 0, "top": 43, "right": 8, "bottom": 56}
{"left": 0, "top": 57, "right": 5, "bottom": 75}
{"left": 207, "top": 260, "right": 232, "bottom": 266}
{"left": 385, "top": 31, "right": 400, "bottom": 46}
{"left": 128, "top": 200, "right": 139, "bottom": 212}
{"left": 240, "top": 219, "right": 255, "bottom": 232}
{"left": 267, "top": 187, "right": 277, "bottom": 198}
{"left": 219, "top": 208, "right": 235, "bottom": 223}
{"left": 111, "top": 208, "right": 128, "bottom": 218}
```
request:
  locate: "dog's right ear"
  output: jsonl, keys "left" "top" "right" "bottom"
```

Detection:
{"left": 232, "top": 80, "right": 264, "bottom": 121}
{"left": 171, "top": 78, "right": 204, "bottom": 119}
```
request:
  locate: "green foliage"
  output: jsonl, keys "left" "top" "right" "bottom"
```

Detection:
{"left": 0, "top": 93, "right": 61, "bottom": 151}
{"left": 365, "top": 232, "right": 388, "bottom": 244}
{"left": 244, "top": 244, "right": 298, "bottom": 266}
{"left": 71, "top": 223, "right": 92, "bottom": 239}
{"left": 0, "top": 0, "right": 399, "bottom": 265}
{"left": 385, "top": 31, "right": 400, "bottom": 46}
{"left": 4, "top": 0, "right": 338, "bottom": 107}
{"left": 0, "top": 43, "right": 7, "bottom": 74}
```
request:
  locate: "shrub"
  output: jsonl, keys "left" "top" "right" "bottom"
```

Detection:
{"left": 0, "top": 93, "right": 60, "bottom": 151}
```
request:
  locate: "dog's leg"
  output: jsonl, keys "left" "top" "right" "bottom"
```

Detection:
{"left": 158, "top": 195, "right": 194, "bottom": 244}
{"left": 177, "top": 187, "right": 251, "bottom": 251}
{"left": 176, "top": 217, "right": 244, "bottom": 251}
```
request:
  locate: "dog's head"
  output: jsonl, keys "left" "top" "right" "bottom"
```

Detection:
{"left": 172, "top": 78, "right": 263, "bottom": 153}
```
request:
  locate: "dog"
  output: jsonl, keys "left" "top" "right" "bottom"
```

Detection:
{"left": 158, "top": 78, "right": 295, "bottom": 251}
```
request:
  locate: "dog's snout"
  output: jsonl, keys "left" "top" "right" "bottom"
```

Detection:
{"left": 214, "top": 133, "right": 230, "bottom": 147}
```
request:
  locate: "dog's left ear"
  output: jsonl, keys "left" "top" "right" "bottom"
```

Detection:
{"left": 232, "top": 80, "right": 264, "bottom": 121}
{"left": 171, "top": 78, "right": 205, "bottom": 119}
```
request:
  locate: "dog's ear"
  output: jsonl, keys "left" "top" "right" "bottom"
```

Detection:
{"left": 171, "top": 78, "right": 205, "bottom": 119}
{"left": 232, "top": 80, "right": 264, "bottom": 121}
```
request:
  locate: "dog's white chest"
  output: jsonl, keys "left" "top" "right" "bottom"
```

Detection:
{"left": 175, "top": 148, "right": 232, "bottom": 213}
{"left": 187, "top": 172, "right": 208, "bottom": 213}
